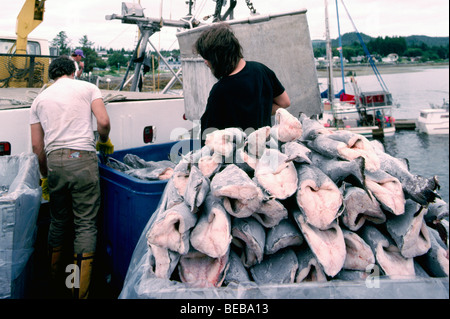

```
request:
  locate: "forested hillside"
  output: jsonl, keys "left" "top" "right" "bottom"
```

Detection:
{"left": 312, "top": 33, "right": 449, "bottom": 61}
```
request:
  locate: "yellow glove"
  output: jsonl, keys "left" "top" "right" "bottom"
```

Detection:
{"left": 41, "top": 178, "right": 49, "bottom": 201}
{"left": 96, "top": 138, "right": 114, "bottom": 155}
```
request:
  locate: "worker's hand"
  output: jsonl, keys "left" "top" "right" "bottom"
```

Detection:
{"left": 79, "top": 61, "right": 85, "bottom": 70}
{"left": 41, "top": 178, "right": 49, "bottom": 201}
{"left": 96, "top": 138, "right": 114, "bottom": 155}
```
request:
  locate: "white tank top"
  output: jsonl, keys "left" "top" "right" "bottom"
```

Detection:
{"left": 30, "top": 77, "right": 103, "bottom": 155}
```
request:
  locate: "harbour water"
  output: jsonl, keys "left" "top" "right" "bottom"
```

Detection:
{"left": 378, "top": 130, "right": 449, "bottom": 204}
{"left": 321, "top": 64, "right": 449, "bottom": 203}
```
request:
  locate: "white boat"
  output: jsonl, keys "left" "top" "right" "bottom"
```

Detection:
{"left": 321, "top": 81, "right": 396, "bottom": 138}
{"left": 416, "top": 99, "right": 449, "bottom": 135}
{"left": 319, "top": 0, "right": 396, "bottom": 138}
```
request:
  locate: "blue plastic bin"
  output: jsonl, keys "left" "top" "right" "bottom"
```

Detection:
{"left": 98, "top": 139, "right": 199, "bottom": 290}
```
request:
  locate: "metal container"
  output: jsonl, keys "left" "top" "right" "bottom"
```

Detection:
{"left": 177, "top": 9, "right": 322, "bottom": 122}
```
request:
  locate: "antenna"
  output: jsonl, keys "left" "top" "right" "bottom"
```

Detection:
{"left": 186, "top": 0, "right": 195, "bottom": 16}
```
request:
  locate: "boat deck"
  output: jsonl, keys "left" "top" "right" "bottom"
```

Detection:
{"left": 0, "top": 88, "right": 183, "bottom": 110}
{"left": 395, "top": 119, "right": 417, "bottom": 130}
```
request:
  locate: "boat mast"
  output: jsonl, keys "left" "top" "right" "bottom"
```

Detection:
{"left": 325, "top": 0, "right": 334, "bottom": 106}
{"left": 187, "top": 0, "right": 194, "bottom": 16}
{"left": 335, "top": 0, "right": 346, "bottom": 95}
{"left": 339, "top": 0, "right": 389, "bottom": 93}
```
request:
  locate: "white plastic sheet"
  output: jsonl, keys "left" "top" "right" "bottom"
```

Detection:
{"left": 119, "top": 178, "right": 449, "bottom": 299}
{"left": 0, "top": 153, "right": 42, "bottom": 299}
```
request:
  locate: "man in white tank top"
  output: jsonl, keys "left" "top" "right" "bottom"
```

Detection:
{"left": 30, "top": 55, "right": 113, "bottom": 299}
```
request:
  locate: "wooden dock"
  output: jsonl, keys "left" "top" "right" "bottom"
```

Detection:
{"left": 395, "top": 119, "right": 416, "bottom": 130}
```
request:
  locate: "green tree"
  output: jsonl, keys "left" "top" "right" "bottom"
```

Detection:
{"left": 107, "top": 51, "right": 129, "bottom": 69}
{"left": 404, "top": 48, "right": 423, "bottom": 57}
{"left": 95, "top": 59, "right": 107, "bottom": 69}
{"left": 387, "top": 36, "right": 407, "bottom": 55}
{"left": 79, "top": 47, "right": 98, "bottom": 73}
{"left": 147, "top": 53, "right": 159, "bottom": 72}
{"left": 79, "top": 35, "right": 94, "bottom": 48}
{"left": 419, "top": 42, "right": 429, "bottom": 51}
{"left": 367, "top": 36, "right": 407, "bottom": 56}
{"left": 433, "top": 45, "right": 449, "bottom": 59}
{"left": 421, "top": 51, "right": 440, "bottom": 62}
{"left": 314, "top": 47, "right": 326, "bottom": 58}
{"left": 342, "top": 47, "right": 357, "bottom": 61}
{"left": 51, "top": 31, "right": 70, "bottom": 55}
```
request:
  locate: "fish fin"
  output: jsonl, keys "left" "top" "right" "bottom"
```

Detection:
{"left": 433, "top": 176, "right": 441, "bottom": 191}
{"left": 423, "top": 190, "right": 442, "bottom": 205}
{"left": 430, "top": 221, "right": 448, "bottom": 246}
{"left": 284, "top": 156, "right": 296, "bottom": 164}
{"left": 400, "top": 158, "right": 411, "bottom": 171}
{"left": 409, "top": 176, "right": 441, "bottom": 205}
{"left": 344, "top": 156, "right": 372, "bottom": 201}
{"left": 337, "top": 202, "right": 346, "bottom": 218}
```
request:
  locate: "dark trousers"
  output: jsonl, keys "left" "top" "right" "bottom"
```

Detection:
{"left": 47, "top": 149, "right": 100, "bottom": 254}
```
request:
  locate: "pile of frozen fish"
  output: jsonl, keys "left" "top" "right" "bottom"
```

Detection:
{"left": 107, "top": 154, "right": 176, "bottom": 181}
{"left": 0, "top": 185, "right": 9, "bottom": 197}
{"left": 132, "top": 109, "right": 450, "bottom": 288}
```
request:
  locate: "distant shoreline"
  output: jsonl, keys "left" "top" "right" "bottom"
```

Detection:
{"left": 96, "top": 61, "right": 449, "bottom": 90}
{"left": 316, "top": 61, "right": 449, "bottom": 78}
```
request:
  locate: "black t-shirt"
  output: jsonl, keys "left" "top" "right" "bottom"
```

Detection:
{"left": 200, "top": 61, "right": 285, "bottom": 141}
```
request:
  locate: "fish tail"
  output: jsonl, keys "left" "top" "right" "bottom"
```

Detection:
{"left": 426, "top": 190, "right": 442, "bottom": 204}
{"left": 421, "top": 176, "right": 442, "bottom": 204}
{"left": 432, "top": 175, "right": 441, "bottom": 191}
{"left": 410, "top": 189, "right": 441, "bottom": 206}
{"left": 425, "top": 176, "right": 442, "bottom": 204}
{"left": 349, "top": 156, "right": 372, "bottom": 200}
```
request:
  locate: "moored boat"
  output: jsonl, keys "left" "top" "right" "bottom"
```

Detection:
{"left": 319, "top": 0, "right": 396, "bottom": 138}
{"left": 416, "top": 99, "right": 449, "bottom": 135}
{"left": 321, "top": 85, "right": 396, "bottom": 138}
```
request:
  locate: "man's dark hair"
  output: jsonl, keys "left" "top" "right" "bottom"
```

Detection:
{"left": 49, "top": 55, "right": 76, "bottom": 80}
{"left": 193, "top": 23, "right": 243, "bottom": 79}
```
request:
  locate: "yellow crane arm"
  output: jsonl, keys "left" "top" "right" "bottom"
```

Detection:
{"left": 15, "top": 0, "right": 46, "bottom": 54}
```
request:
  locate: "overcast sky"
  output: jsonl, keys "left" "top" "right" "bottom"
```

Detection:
{"left": 2, "top": 0, "right": 449, "bottom": 51}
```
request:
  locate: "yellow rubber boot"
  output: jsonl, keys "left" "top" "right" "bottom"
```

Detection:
{"left": 49, "top": 246, "right": 63, "bottom": 280}
{"left": 48, "top": 245, "right": 66, "bottom": 298}
{"left": 72, "top": 252, "right": 95, "bottom": 299}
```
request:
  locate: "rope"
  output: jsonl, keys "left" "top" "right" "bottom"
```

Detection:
{"left": 102, "top": 93, "right": 127, "bottom": 104}
{"left": 339, "top": 0, "right": 389, "bottom": 93}
{"left": 0, "top": 53, "right": 45, "bottom": 88}
{"left": 0, "top": 98, "right": 32, "bottom": 105}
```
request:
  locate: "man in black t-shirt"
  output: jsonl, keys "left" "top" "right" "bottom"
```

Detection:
{"left": 193, "top": 23, "right": 291, "bottom": 143}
